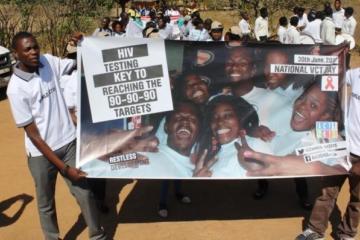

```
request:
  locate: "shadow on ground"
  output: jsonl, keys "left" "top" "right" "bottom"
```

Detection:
{"left": 91, "top": 177, "right": 343, "bottom": 239}
{"left": 0, "top": 193, "right": 33, "bottom": 228}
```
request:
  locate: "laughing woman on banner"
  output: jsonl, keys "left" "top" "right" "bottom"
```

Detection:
{"left": 239, "top": 78, "right": 351, "bottom": 177}
{"left": 195, "top": 95, "right": 273, "bottom": 178}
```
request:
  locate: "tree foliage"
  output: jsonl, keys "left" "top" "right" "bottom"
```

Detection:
{"left": 0, "top": 0, "right": 113, "bottom": 55}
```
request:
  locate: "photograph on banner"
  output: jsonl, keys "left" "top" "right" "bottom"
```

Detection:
{"left": 77, "top": 37, "right": 351, "bottom": 179}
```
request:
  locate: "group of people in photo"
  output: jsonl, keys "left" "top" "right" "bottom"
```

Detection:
{"left": 4, "top": 0, "right": 360, "bottom": 239}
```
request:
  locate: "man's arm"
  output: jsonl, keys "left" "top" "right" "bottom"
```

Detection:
{"left": 24, "top": 122, "right": 86, "bottom": 181}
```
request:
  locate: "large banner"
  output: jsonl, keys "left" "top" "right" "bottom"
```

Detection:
{"left": 77, "top": 37, "right": 351, "bottom": 179}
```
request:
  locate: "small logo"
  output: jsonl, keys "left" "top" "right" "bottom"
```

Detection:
{"left": 321, "top": 76, "right": 338, "bottom": 91}
{"left": 316, "top": 121, "right": 338, "bottom": 140}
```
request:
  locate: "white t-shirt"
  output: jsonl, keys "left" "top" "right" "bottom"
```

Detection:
{"left": 113, "top": 32, "right": 126, "bottom": 38}
{"left": 298, "top": 13, "right": 309, "bottom": 30}
{"left": 7, "top": 54, "right": 76, "bottom": 157}
{"left": 268, "top": 104, "right": 308, "bottom": 156}
{"left": 342, "top": 16, "right": 357, "bottom": 36}
{"left": 321, "top": 17, "right": 336, "bottom": 45}
{"left": 159, "top": 28, "right": 171, "bottom": 39}
{"left": 273, "top": 83, "right": 303, "bottom": 101}
{"left": 184, "top": 21, "right": 194, "bottom": 38}
{"left": 80, "top": 145, "right": 194, "bottom": 178}
{"left": 239, "top": 19, "right": 251, "bottom": 35}
{"left": 188, "top": 28, "right": 210, "bottom": 41}
{"left": 286, "top": 25, "right": 301, "bottom": 44}
{"left": 332, "top": 8, "right": 345, "bottom": 29}
{"left": 303, "top": 19, "right": 322, "bottom": 43}
{"left": 346, "top": 68, "right": 360, "bottom": 156}
{"left": 206, "top": 36, "right": 225, "bottom": 42}
{"left": 241, "top": 87, "right": 292, "bottom": 134}
{"left": 61, "top": 70, "right": 78, "bottom": 110}
{"left": 254, "top": 16, "right": 269, "bottom": 41}
{"left": 211, "top": 137, "right": 273, "bottom": 178}
{"left": 277, "top": 25, "right": 287, "bottom": 43}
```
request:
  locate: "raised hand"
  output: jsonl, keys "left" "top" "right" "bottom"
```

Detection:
{"left": 192, "top": 149, "right": 218, "bottom": 177}
{"left": 126, "top": 135, "right": 159, "bottom": 153}
{"left": 235, "top": 133, "right": 266, "bottom": 172}
{"left": 82, "top": 125, "right": 155, "bottom": 162}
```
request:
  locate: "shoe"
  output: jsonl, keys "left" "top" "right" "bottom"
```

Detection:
{"left": 158, "top": 208, "right": 168, "bottom": 218}
{"left": 299, "top": 198, "right": 313, "bottom": 211}
{"left": 295, "top": 229, "right": 324, "bottom": 240}
{"left": 176, "top": 194, "right": 191, "bottom": 204}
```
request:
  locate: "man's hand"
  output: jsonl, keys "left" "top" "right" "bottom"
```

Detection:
{"left": 82, "top": 125, "right": 154, "bottom": 162}
{"left": 126, "top": 135, "right": 159, "bottom": 153}
{"left": 235, "top": 133, "right": 266, "bottom": 172}
{"left": 65, "top": 166, "right": 87, "bottom": 181}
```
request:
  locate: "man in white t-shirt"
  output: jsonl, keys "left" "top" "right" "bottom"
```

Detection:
{"left": 332, "top": 0, "right": 345, "bottom": 31}
{"left": 321, "top": 7, "right": 336, "bottom": 45}
{"left": 303, "top": 11, "right": 323, "bottom": 43}
{"left": 295, "top": 7, "right": 309, "bottom": 31}
{"left": 296, "top": 67, "right": 360, "bottom": 240}
{"left": 82, "top": 101, "right": 202, "bottom": 178}
{"left": 277, "top": 16, "right": 288, "bottom": 44}
{"left": 342, "top": 7, "right": 357, "bottom": 36}
{"left": 254, "top": 8, "right": 269, "bottom": 42}
{"left": 239, "top": 12, "right": 251, "bottom": 41}
{"left": 208, "top": 21, "right": 224, "bottom": 42}
{"left": 286, "top": 16, "right": 301, "bottom": 44}
{"left": 188, "top": 18, "right": 210, "bottom": 41}
{"left": 6, "top": 32, "right": 106, "bottom": 240}
{"left": 92, "top": 17, "right": 112, "bottom": 37}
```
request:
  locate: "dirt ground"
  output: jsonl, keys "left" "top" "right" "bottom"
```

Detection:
{"left": 0, "top": 54, "right": 359, "bottom": 239}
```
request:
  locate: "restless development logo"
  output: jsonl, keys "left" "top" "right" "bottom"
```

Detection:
{"left": 108, "top": 152, "right": 149, "bottom": 171}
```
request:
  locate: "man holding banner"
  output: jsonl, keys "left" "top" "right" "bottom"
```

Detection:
{"left": 296, "top": 68, "right": 360, "bottom": 240}
{"left": 6, "top": 32, "right": 107, "bottom": 240}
